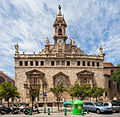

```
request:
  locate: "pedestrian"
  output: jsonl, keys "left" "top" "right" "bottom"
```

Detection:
{"left": 35, "top": 104, "right": 40, "bottom": 113}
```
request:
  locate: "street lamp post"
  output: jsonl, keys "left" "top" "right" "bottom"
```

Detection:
{"left": 43, "top": 92, "right": 47, "bottom": 113}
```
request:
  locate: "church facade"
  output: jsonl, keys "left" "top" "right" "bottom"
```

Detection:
{"left": 14, "top": 7, "right": 120, "bottom": 103}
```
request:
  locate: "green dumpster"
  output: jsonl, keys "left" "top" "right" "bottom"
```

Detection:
{"left": 71, "top": 100, "right": 83, "bottom": 115}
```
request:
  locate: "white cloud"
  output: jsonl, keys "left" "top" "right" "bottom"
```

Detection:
{"left": 0, "top": 0, "right": 120, "bottom": 78}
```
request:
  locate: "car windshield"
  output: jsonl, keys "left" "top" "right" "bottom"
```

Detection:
{"left": 94, "top": 102, "right": 101, "bottom": 106}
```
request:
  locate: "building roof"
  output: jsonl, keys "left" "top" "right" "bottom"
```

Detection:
{"left": 0, "top": 70, "right": 15, "bottom": 85}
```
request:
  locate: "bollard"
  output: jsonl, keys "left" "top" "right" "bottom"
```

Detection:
{"left": 64, "top": 107, "right": 67, "bottom": 116}
{"left": 81, "top": 108, "right": 84, "bottom": 116}
{"left": 29, "top": 108, "right": 32, "bottom": 116}
{"left": 87, "top": 108, "right": 89, "bottom": 114}
{"left": 48, "top": 108, "right": 50, "bottom": 115}
{"left": 44, "top": 106, "right": 46, "bottom": 114}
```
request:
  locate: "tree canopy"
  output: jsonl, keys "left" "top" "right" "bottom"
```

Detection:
{"left": 92, "top": 87, "right": 105, "bottom": 101}
{"left": 68, "top": 83, "right": 91, "bottom": 99}
{"left": 50, "top": 84, "right": 66, "bottom": 100}
{"left": 68, "top": 83, "right": 105, "bottom": 101}
{"left": 0, "top": 82, "right": 19, "bottom": 107}
{"left": 117, "top": 64, "right": 120, "bottom": 67}
{"left": 111, "top": 69, "right": 120, "bottom": 84}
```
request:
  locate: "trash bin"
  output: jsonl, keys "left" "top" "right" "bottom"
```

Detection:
{"left": 71, "top": 100, "right": 83, "bottom": 115}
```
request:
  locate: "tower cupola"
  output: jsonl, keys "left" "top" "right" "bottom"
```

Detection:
{"left": 53, "top": 5, "right": 68, "bottom": 43}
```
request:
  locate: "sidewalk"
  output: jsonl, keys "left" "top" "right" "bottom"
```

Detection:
{"left": 1, "top": 107, "right": 120, "bottom": 117}
{"left": 1, "top": 112, "right": 120, "bottom": 117}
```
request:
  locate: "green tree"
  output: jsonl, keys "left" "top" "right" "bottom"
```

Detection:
{"left": 50, "top": 84, "right": 66, "bottom": 111}
{"left": 28, "top": 85, "right": 40, "bottom": 109}
{"left": 68, "top": 83, "right": 91, "bottom": 100}
{"left": 80, "top": 84, "right": 91, "bottom": 99}
{"left": 87, "top": 87, "right": 93, "bottom": 101}
{"left": 68, "top": 83, "right": 80, "bottom": 99}
{"left": 92, "top": 87, "right": 105, "bottom": 101}
{"left": 117, "top": 64, "right": 120, "bottom": 67}
{"left": 111, "top": 69, "right": 120, "bottom": 84}
{"left": 0, "top": 82, "right": 20, "bottom": 107}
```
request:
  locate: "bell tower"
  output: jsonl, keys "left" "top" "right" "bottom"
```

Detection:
{"left": 53, "top": 5, "right": 68, "bottom": 52}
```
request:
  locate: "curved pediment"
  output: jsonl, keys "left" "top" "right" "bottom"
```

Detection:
{"left": 26, "top": 69, "right": 45, "bottom": 76}
{"left": 53, "top": 72, "right": 69, "bottom": 79}
{"left": 76, "top": 70, "right": 94, "bottom": 75}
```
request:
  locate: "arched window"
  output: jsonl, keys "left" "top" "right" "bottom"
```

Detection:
{"left": 58, "top": 28, "right": 62, "bottom": 35}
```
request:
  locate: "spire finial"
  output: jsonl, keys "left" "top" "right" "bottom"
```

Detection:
{"left": 58, "top": 5, "right": 62, "bottom": 16}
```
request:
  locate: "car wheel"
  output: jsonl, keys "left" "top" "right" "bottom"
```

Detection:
{"left": 96, "top": 109, "right": 101, "bottom": 114}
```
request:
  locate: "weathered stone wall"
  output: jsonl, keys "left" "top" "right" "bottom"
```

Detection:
{"left": 15, "top": 58, "right": 104, "bottom": 102}
{"left": 103, "top": 66, "right": 120, "bottom": 100}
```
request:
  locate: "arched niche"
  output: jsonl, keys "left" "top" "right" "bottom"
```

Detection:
{"left": 52, "top": 72, "right": 71, "bottom": 88}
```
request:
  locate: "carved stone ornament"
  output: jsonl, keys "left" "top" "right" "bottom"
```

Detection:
{"left": 15, "top": 43, "right": 19, "bottom": 53}
{"left": 100, "top": 46, "right": 103, "bottom": 55}
{"left": 46, "top": 37, "right": 50, "bottom": 45}
{"left": 71, "top": 38, "right": 75, "bottom": 45}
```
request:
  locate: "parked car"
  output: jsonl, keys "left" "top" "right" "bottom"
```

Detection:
{"left": 102, "top": 102, "right": 120, "bottom": 112}
{"left": 112, "top": 100, "right": 120, "bottom": 106}
{"left": 83, "top": 102, "right": 112, "bottom": 114}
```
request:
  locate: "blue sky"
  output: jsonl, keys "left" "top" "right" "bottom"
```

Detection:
{"left": 0, "top": 0, "right": 120, "bottom": 78}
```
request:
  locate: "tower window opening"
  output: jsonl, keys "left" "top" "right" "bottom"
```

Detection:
{"left": 19, "top": 61, "right": 23, "bottom": 66}
{"left": 40, "top": 61, "right": 44, "bottom": 66}
{"left": 82, "top": 61, "right": 85, "bottom": 66}
{"left": 92, "top": 62, "right": 95, "bottom": 66}
{"left": 87, "top": 61, "right": 90, "bottom": 66}
{"left": 51, "top": 61, "right": 55, "bottom": 66}
{"left": 77, "top": 61, "right": 80, "bottom": 66}
{"left": 25, "top": 61, "right": 28, "bottom": 66}
{"left": 58, "top": 28, "right": 62, "bottom": 35}
{"left": 30, "top": 61, "right": 33, "bottom": 66}
{"left": 67, "top": 61, "right": 70, "bottom": 66}
{"left": 97, "top": 62, "right": 99, "bottom": 67}
{"left": 35, "top": 61, "right": 39, "bottom": 66}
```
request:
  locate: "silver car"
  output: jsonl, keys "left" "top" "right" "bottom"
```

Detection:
{"left": 102, "top": 102, "right": 120, "bottom": 112}
{"left": 83, "top": 102, "right": 112, "bottom": 114}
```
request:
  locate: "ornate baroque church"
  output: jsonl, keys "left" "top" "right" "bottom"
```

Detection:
{"left": 14, "top": 6, "right": 120, "bottom": 103}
